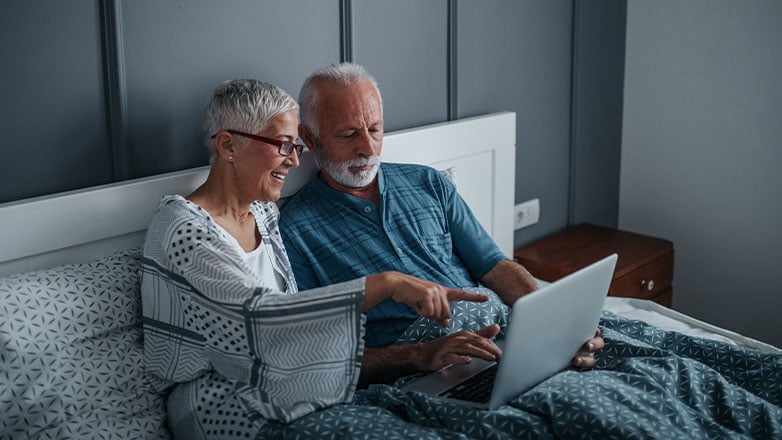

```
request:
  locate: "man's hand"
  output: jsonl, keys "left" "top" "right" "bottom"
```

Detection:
{"left": 357, "top": 324, "right": 502, "bottom": 387}
{"left": 413, "top": 324, "right": 502, "bottom": 372}
{"left": 572, "top": 328, "right": 605, "bottom": 369}
{"left": 365, "top": 271, "right": 489, "bottom": 327}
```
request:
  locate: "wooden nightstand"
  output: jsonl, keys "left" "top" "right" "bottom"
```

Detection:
{"left": 513, "top": 224, "right": 674, "bottom": 307}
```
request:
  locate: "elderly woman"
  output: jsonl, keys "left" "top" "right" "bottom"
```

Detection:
{"left": 140, "top": 79, "right": 486, "bottom": 438}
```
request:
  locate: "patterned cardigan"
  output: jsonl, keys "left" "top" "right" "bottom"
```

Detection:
{"left": 141, "top": 195, "right": 366, "bottom": 428}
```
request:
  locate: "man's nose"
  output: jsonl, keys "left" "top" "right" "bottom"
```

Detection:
{"left": 354, "top": 130, "right": 378, "bottom": 156}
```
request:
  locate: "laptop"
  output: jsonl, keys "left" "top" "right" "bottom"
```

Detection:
{"left": 401, "top": 253, "right": 617, "bottom": 409}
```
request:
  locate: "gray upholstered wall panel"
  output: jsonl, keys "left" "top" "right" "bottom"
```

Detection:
{"left": 0, "top": 0, "right": 111, "bottom": 203}
{"left": 0, "top": 0, "right": 628, "bottom": 248}
{"left": 570, "top": 0, "right": 626, "bottom": 228}
{"left": 456, "top": 0, "right": 575, "bottom": 246}
{"left": 121, "top": 0, "right": 340, "bottom": 178}
{"left": 352, "top": 0, "right": 449, "bottom": 131}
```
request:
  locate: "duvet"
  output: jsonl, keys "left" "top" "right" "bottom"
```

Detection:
{"left": 257, "top": 312, "right": 782, "bottom": 439}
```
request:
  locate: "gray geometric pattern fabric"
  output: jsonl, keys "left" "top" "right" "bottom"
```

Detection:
{"left": 0, "top": 249, "right": 169, "bottom": 440}
{"left": 142, "top": 195, "right": 366, "bottom": 432}
{"left": 256, "top": 312, "right": 782, "bottom": 439}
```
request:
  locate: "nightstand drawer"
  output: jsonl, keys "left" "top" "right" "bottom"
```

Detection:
{"left": 514, "top": 224, "right": 675, "bottom": 307}
{"left": 609, "top": 250, "right": 673, "bottom": 303}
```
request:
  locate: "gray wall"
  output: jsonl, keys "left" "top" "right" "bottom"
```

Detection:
{"left": 0, "top": 1, "right": 112, "bottom": 201}
{"left": 0, "top": 1, "right": 624, "bottom": 248}
{"left": 458, "top": 1, "right": 575, "bottom": 245}
{"left": 621, "top": 0, "right": 782, "bottom": 346}
{"left": 570, "top": 0, "right": 626, "bottom": 228}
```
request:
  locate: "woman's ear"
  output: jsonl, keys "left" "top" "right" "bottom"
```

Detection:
{"left": 213, "top": 131, "right": 237, "bottom": 162}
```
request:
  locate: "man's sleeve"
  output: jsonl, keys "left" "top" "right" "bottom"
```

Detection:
{"left": 440, "top": 174, "right": 506, "bottom": 280}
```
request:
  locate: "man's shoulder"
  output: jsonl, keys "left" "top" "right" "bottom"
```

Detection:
{"left": 383, "top": 161, "right": 436, "bottom": 175}
{"left": 382, "top": 163, "right": 454, "bottom": 198}
{"left": 279, "top": 179, "right": 327, "bottom": 227}
{"left": 382, "top": 162, "right": 446, "bottom": 185}
{"left": 281, "top": 178, "right": 319, "bottom": 208}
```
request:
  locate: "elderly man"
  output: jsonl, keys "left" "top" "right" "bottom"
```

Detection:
{"left": 280, "top": 63, "right": 603, "bottom": 386}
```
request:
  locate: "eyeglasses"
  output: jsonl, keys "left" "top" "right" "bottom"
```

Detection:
{"left": 211, "top": 130, "right": 304, "bottom": 157}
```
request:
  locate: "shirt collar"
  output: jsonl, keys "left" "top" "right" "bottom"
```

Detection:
{"left": 310, "top": 163, "right": 386, "bottom": 203}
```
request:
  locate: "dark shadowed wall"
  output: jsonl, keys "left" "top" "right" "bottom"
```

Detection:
{"left": 0, "top": 0, "right": 626, "bottom": 249}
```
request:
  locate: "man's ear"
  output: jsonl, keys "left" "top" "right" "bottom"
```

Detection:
{"left": 299, "top": 123, "right": 317, "bottom": 152}
{"left": 213, "top": 131, "right": 237, "bottom": 162}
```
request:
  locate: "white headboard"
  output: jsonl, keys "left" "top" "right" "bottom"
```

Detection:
{"left": 0, "top": 112, "right": 516, "bottom": 277}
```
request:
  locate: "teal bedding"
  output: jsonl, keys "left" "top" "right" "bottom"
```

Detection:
{"left": 258, "top": 312, "right": 782, "bottom": 439}
{"left": 2, "top": 250, "right": 779, "bottom": 439}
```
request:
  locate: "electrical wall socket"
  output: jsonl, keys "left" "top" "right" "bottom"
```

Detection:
{"left": 513, "top": 198, "right": 540, "bottom": 230}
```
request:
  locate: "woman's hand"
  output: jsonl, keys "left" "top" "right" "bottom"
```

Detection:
{"left": 364, "top": 272, "right": 488, "bottom": 327}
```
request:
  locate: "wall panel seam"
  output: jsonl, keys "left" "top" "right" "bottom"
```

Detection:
{"left": 340, "top": 0, "right": 353, "bottom": 62}
{"left": 99, "top": 0, "right": 130, "bottom": 180}
{"left": 447, "top": 0, "right": 458, "bottom": 120}
{"left": 567, "top": 0, "right": 580, "bottom": 226}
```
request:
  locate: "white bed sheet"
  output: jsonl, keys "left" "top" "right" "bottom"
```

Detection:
{"left": 534, "top": 278, "right": 780, "bottom": 354}
{"left": 603, "top": 297, "right": 781, "bottom": 354}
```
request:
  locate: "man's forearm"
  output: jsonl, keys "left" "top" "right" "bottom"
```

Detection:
{"left": 357, "top": 345, "right": 422, "bottom": 388}
{"left": 479, "top": 259, "right": 539, "bottom": 306}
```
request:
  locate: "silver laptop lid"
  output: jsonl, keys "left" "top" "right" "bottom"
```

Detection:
{"left": 488, "top": 253, "right": 617, "bottom": 409}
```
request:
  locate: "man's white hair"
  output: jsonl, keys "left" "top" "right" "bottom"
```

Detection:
{"left": 298, "top": 62, "right": 382, "bottom": 138}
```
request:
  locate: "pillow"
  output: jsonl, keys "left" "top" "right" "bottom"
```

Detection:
{"left": 0, "top": 249, "right": 170, "bottom": 439}
{"left": 438, "top": 165, "right": 458, "bottom": 187}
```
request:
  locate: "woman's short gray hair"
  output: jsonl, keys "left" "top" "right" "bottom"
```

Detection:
{"left": 298, "top": 63, "right": 382, "bottom": 137}
{"left": 202, "top": 79, "right": 298, "bottom": 162}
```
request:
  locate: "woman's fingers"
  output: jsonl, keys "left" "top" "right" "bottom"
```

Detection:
{"left": 417, "top": 292, "right": 452, "bottom": 327}
{"left": 385, "top": 273, "right": 494, "bottom": 326}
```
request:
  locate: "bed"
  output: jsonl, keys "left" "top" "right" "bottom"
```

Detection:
{"left": 1, "top": 112, "right": 780, "bottom": 439}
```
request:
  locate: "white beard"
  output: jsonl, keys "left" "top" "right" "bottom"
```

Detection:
{"left": 318, "top": 155, "right": 381, "bottom": 188}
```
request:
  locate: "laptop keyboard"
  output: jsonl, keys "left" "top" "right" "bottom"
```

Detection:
{"left": 439, "top": 364, "right": 498, "bottom": 404}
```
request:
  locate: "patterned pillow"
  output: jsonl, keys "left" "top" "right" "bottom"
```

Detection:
{"left": 0, "top": 249, "right": 170, "bottom": 439}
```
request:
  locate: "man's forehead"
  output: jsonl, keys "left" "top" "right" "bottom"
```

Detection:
{"left": 319, "top": 79, "right": 376, "bottom": 102}
{"left": 317, "top": 81, "right": 382, "bottom": 123}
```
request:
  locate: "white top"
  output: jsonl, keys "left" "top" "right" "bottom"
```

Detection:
{"left": 215, "top": 222, "right": 286, "bottom": 292}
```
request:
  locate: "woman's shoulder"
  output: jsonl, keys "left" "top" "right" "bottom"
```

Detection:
{"left": 250, "top": 200, "right": 280, "bottom": 219}
{"left": 144, "top": 195, "right": 227, "bottom": 260}
{"left": 149, "top": 195, "right": 216, "bottom": 234}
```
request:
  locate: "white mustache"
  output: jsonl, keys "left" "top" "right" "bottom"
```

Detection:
{"left": 345, "top": 156, "right": 380, "bottom": 167}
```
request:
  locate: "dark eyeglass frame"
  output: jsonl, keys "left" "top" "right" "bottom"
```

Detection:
{"left": 211, "top": 129, "right": 304, "bottom": 158}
